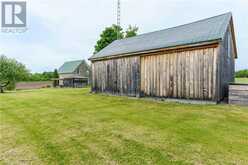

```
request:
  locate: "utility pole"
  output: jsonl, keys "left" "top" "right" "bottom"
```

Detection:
{"left": 117, "top": 0, "right": 121, "bottom": 39}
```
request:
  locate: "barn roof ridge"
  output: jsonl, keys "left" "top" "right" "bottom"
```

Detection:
{"left": 90, "top": 12, "right": 233, "bottom": 60}
{"left": 117, "top": 12, "right": 232, "bottom": 42}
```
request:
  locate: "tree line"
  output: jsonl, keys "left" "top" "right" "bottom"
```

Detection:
{"left": 0, "top": 55, "right": 59, "bottom": 90}
{"left": 235, "top": 69, "right": 248, "bottom": 78}
{"left": 28, "top": 70, "right": 59, "bottom": 81}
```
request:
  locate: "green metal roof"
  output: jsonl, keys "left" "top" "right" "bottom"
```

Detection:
{"left": 90, "top": 12, "right": 232, "bottom": 60}
{"left": 58, "top": 60, "right": 83, "bottom": 74}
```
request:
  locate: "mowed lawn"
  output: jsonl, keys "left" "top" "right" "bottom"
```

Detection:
{"left": 236, "top": 78, "right": 248, "bottom": 84}
{"left": 0, "top": 89, "right": 248, "bottom": 165}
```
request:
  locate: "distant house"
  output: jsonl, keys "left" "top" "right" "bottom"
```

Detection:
{"left": 57, "top": 60, "right": 89, "bottom": 88}
{"left": 89, "top": 13, "right": 237, "bottom": 103}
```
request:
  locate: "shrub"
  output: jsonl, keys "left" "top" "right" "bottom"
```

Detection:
{"left": 235, "top": 69, "right": 248, "bottom": 78}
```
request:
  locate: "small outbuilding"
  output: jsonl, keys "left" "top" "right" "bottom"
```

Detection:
{"left": 89, "top": 13, "right": 238, "bottom": 103}
{"left": 56, "top": 60, "right": 89, "bottom": 88}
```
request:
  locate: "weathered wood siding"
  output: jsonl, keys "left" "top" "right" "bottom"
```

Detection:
{"left": 91, "top": 56, "right": 140, "bottom": 96}
{"left": 217, "top": 25, "right": 236, "bottom": 101}
{"left": 229, "top": 84, "right": 248, "bottom": 105}
{"left": 140, "top": 47, "right": 218, "bottom": 100}
{"left": 91, "top": 40, "right": 235, "bottom": 102}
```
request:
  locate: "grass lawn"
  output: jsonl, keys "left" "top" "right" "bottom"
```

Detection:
{"left": 0, "top": 89, "right": 248, "bottom": 164}
{"left": 235, "top": 78, "right": 248, "bottom": 84}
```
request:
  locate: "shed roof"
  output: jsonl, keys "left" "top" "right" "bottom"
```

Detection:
{"left": 90, "top": 12, "right": 234, "bottom": 60}
{"left": 58, "top": 60, "right": 83, "bottom": 74}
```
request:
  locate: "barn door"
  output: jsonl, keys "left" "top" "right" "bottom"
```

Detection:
{"left": 140, "top": 49, "right": 217, "bottom": 100}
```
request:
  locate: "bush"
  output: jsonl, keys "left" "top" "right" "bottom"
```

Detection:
{"left": 235, "top": 69, "right": 248, "bottom": 78}
{"left": 0, "top": 55, "right": 30, "bottom": 91}
{"left": 27, "top": 70, "right": 59, "bottom": 82}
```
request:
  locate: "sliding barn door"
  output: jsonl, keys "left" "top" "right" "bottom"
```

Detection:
{"left": 140, "top": 48, "right": 218, "bottom": 100}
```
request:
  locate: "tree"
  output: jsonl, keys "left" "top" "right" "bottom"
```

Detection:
{"left": 0, "top": 81, "right": 9, "bottom": 93}
{"left": 0, "top": 55, "right": 30, "bottom": 92}
{"left": 125, "top": 25, "right": 139, "bottom": 38}
{"left": 94, "top": 25, "right": 124, "bottom": 53}
{"left": 94, "top": 24, "right": 139, "bottom": 53}
{"left": 53, "top": 69, "right": 59, "bottom": 78}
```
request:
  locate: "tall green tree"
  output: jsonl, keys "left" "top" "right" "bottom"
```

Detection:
{"left": 0, "top": 55, "right": 30, "bottom": 91}
{"left": 94, "top": 25, "right": 124, "bottom": 53}
{"left": 53, "top": 69, "right": 59, "bottom": 78}
{"left": 125, "top": 25, "right": 139, "bottom": 38}
{"left": 94, "top": 24, "right": 139, "bottom": 53}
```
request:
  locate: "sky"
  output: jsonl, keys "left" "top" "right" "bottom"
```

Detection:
{"left": 0, "top": 0, "right": 247, "bottom": 73}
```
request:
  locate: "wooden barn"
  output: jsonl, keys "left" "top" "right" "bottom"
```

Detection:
{"left": 89, "top": 13, "right": 238, "bottom": 103}
{"left": 56, "top": 60, "right": 89, "bottom": 88}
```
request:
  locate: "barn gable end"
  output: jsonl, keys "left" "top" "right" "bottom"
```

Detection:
{"left": 216, "top": 17, "right": 237, "bottom": 101}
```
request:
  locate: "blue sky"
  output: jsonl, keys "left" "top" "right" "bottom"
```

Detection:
{"left": 0, "top": 0, "right": 247, "bottom": 72}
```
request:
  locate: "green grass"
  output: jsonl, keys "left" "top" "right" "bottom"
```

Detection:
{"left": 235, "top": 78, "right": 248, "bottom": 84}
{"left": 0, "top": 89, "right": 248, "bottom": 165}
